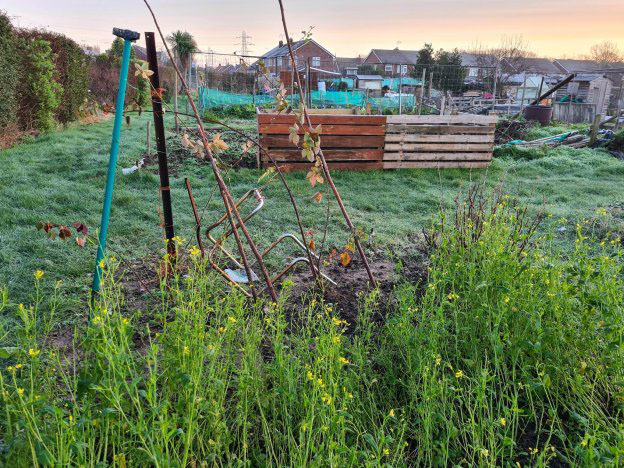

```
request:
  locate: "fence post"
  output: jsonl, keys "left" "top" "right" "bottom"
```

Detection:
{"left": 419, "top": 68, "right": 426, "bottom": 115}
{"left": 492, "top": 65, "right": 498, "bottom": 111}
{"left": 428, "top": 71, "right": 433, "bottom": 101}
{"left": 590, "top": 113, "right": 602, "bottom": 145}
{"left": 146, "top": 120, "right": 151, "bottom": 156}
{"left": 398, "top": 65, "right": 403, "bottom": 114}
{"left": 520, "top": 75, "right": 527, "bottom": 115}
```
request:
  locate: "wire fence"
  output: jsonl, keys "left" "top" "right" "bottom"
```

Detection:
{"left": 191, "top": 53, "right": 498, "bottom": 115}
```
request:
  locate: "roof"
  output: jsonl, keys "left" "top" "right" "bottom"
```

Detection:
{"left": 516, "top": 57, "right": 560, "bottom": 74}
{"left": 356, "top": 74, "right": 384, "bottom": 80}
{"left": 259, "top": 39, "right": 334, "bottom": 59}
{"left": 553, "top": 59, "right": 601, "bottom": 73}
{"left": 573, "top": 73, "right": 608, "bottom": 82}
{"left": 367, "top": 48, "right": 420, "bottom": 65}
{"left": 460, "top": 53, "right": 484, "bottom": 67}
{"left": 133, "top": 45, "right": 148, "bottom": 61}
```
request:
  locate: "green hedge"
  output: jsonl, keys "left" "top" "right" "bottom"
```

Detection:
{"left": 0, "top": 13, "right": 19, "bottom": 130}
{"left": 18, "top": 30, "right": 88, "bottom": 124}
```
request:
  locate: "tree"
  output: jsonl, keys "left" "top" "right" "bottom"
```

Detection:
{"left": 435, "top": 48, "right": 464, "bottom": 91}
{"left": 587, "top": 41, "right": 623, "bottom": 68}
{"left": 107, "top": 37, "right": 136, "bottom": 65}
{"left": 166, "top": 30, "right": 198, "bottom": 77}
{"left": 413, "top": 43, "right": 434, "bottom": 77}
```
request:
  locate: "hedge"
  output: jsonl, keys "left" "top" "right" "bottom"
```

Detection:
{"left": 0, "top": 12, "right": 19, "bottom": 131}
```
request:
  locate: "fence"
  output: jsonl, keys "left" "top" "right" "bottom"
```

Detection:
{"left": 193, "top": 52, "right": 496, "bottom": 115}
{"left": 552, "top": 102, "right": 596, "bottom": 123}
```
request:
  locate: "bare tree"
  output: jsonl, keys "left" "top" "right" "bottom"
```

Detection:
{"left": 468, "top": 35, "right": 534, "bottom": 95}
{"left": 586, "top": 41, "right": 624, "bottom": 68}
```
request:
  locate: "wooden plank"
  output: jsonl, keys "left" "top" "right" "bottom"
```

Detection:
{"left": 386, "top": 114, "right": 498, "bottom": 125}
{"left": 385, "top": 124, "right": 495, "bottom": 134}
{"left": 262, "top": 149, "right": 383, "bottom": 162}
{"left": 259, "top": 124, "right": 385, "bottom": 135}
{"left": 257, "top": 114, "right": 386, "bottom": 125}
{"left": 383, "top": 161, "right": 491, "bottom": 169}
{"left": 385, "top": 134, "right": 494, "bottom": 143}
{"left": 260, "top": 134, "right": 385, "bottom": 148}
{"left": 265, "top": 161, "right": 384, "bottom": 172}
{"left": 384, "top": 143, "right": 493, "bottom": 152}
{"left": 383, "top": 152, "right": 492, "bottom": 161}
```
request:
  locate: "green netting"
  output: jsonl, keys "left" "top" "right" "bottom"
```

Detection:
{"left": 199, "top": 87, "right": 416, "bottom": 111}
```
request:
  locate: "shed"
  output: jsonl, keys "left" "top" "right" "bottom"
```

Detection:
{"left": 356, "top": 75, "right": 384, "bottom": 90}
{"left": 555, "top": 74, "right": 613, "bottom": 115}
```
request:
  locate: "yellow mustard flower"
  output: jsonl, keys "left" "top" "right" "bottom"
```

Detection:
{"left": 28, "top": 348, "right": 40, "bottom": 358}
{"left": 228, "top": 316, "right": 237, "bottom": 324}
{"left": 34, "top": 270, "right": 44, "bottom": 280}
{"left": 500, "top": 417, "right": 506, "bottom": 427}
{"left": 339, "top": 357, "right": 349, "bottom": 365}
{"left": 321, "top": 393, "right": 332, "bottom": 405}
{"left": 389, "top": 408, "right": 395, "bottom": 417}
{"left": 190, "top": 247, "right": 201, "bottom": 256}
{"left": 455, "top": 370, "right": 464, "bottom": 379}
{"left": 183, "top": 346, "right": 190, "bottom": 356}
{"left": 383, "top": 448, "right": 390, "bottom": 456}
{"left": 17, "top": 388, "right": 24, "bottom": 397}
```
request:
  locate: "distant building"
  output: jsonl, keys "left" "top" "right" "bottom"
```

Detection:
{"left": 336, "top": 56, "right": 363, "bottom": 77}
{"left": 258, "top": 39, "right": 337, "bottom": 77}
{"left": 363, "top": 48, "right": 419, "bottom": 76}
{"left": 355, "top": 74, "right": 384, "bottom": 90}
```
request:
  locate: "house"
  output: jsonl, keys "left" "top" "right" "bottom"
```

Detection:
{"left": 258, "top": 39, "right": 336, "bottom": 77}
{"left": 363, "top": 48, "right": 420, "bottom": 76}
{"left": 355, "top": 74, "right": 384, "bottom": 90}
{"left": 553, "top": 59, "right": 602, "bottom": 74}
{"left": 461, "top": 53, "right": 485, "bottom": 79}
{"left": 336, "top": 56, "right": 363, "bottom": 77}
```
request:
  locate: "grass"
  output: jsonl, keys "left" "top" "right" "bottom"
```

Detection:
{"left": 0, "top": 188, "right": 622, "bottom": 466}
{"left": 2, "top": 114, "right": 624, "bottom": 313}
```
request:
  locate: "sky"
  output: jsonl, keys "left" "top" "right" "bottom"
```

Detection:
{"left": 3, "top": 0, "right": 623, "bottom": 63}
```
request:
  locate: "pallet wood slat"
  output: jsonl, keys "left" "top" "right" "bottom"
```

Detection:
{"left": 383, "top": 152, "right": 492, "bottom": 161}
{"left": 383, "top": 161, "right": 491, "bottom": 169}
{"left": 386, "top": 124, "right": 495, "bottom": 135}
{"left": 276, "top": 161, "right": 383, "bottom": 172}
{"left": 260, "top": 135, "right": 385, "bottom": 148}
{"left": 262, "top": 149, "right": 383, "bottom": 161}
{"left": 385, "top": 134, "right": 494, "bottom": 143}
{"left": 257, "top": 114, "right": 386, "bottom": 125}
{"left": 386, "top": 114, "right": 498, "bottom": 125}
{"left": 259, "top": 124, "right": 385, "bottom": 136}
{"left": 384, "top": 143, "right": 493, "bottom": 152}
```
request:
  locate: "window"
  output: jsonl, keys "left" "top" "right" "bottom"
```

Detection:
{"left": 346, "top": 68, "right": 357, "bottom": 76}
{"left": 385, "top": 64, "right": 393, "bottom": 72}
{"left": 401, "top": 65, "right": 408, "bottom": 75}
{"left": 468, "top": 67, "right": 478, "bottom": 77}
{"left": 312, "top": 56, "right": 321, "bottom": 67}
{"left": 277, "top": 57, "right": 283, "bottom": 67}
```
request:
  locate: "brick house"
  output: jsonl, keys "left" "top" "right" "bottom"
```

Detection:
{"left": 258, "top": 39, "right": 337, "bottom": 77}
{"left": 363, "top": 48, "right": 420, "bottom": 76}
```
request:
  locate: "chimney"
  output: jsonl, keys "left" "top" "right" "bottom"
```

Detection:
{"left": 279, "top": 40, "right": 284, "bottom": 48}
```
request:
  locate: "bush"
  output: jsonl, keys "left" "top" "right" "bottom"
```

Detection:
{"left": 18, "top": 30, "right": 88, "bottom": 124}
{"left": 203, "top": 104, "right": 257, "bottom": 120}
{"left": 16, "top": 37, "right": 63, "bottom": 133}
{"left": 0, "top": 12, "right": 19, "bottom": 131}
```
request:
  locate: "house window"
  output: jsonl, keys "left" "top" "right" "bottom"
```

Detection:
{"left": 277, "top": 57, "right": 283, "bottom": 67}
{"left": 312, "top": 56, "right": 321, "bottom": 67}
{"left": 346, "top": 68, "right": 357, "bottom": 76}
{"left": 468, "top": 67, "right": 478, "bottom": 77}
{"left": 401, "top": 65, "right": 407, "bottom": 75}
{"left": 385, "top": 64, "right": 393, "bottom": 72}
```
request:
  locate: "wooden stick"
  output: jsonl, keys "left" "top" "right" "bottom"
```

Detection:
{"left": 277, "top": 0, "right": 377, "bottom": 288}
{"left": 144, "top": 0, "right": 278, "bottom": 302}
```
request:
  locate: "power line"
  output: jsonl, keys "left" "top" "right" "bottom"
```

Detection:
{"left": 235, "top": 30, "right": 254, "bottom": 57}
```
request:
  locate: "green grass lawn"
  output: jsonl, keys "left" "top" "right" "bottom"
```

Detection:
{"left": 1, "top": 114, "right": 623, "bottom": 315}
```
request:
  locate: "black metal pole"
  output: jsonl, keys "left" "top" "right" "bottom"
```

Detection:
{"left": 145, "top": 32, "right": 176, "bottom": 255}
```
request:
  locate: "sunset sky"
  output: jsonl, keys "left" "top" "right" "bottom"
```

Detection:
{"left": 3, "top": 0, "right": 623, "bottom": 62}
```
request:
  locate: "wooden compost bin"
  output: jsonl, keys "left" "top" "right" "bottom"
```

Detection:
{"left": 383, "top": 114, "right": 497, "bottom": 169}
{"left": 258, "top": 109, "right": 386, "bottom": 172}
{"left": 257, "top": 110, "right": 497, "bottom": 171}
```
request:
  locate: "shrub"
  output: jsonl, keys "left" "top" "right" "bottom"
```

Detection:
{"left": 0, "top": 12, "right": 19, "bottom": 131}
{"left": 16, "top": 37, "right": 63, "bottom": 133}
{"left": 18, "top": 30, "right": 88, "bottom": 124}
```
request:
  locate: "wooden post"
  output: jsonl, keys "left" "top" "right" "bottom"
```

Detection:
{"left": 146, "top": 120, "right": 151, "bottom": 156}
{"left": 146, "top": 32, "right": 176, "bottom": 255}
{"left": 589, "top": 113, "right": 602, "bottom": 146}
{"left": 492, "top": 64, "right": 498, "bottom": 110}
{"left": 398, "top": 64, "right": 403, "bottom": 114}
{"left": 174, "top": 63, "right": 180, "bottom": 132}
{"left": 439, "top": 95, "right": 446, "bottom": 115}
{"left": 418, "top": 68, "right": 426, "bottom": 115}
{"left": 537, "top": 76, "right": 544, "bottom": 104}
{"left": 428, "top": 71, "right": 433, "bottom": 100}
{"left": 520, "top": 75, "right": 527, "bottom": 115}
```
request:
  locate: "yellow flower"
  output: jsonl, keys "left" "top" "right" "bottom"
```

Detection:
{"left": 7, "top": 366, "right": 15, "bottom": 373}
{"left": 307, "top": 371, "right": 314, "bottom": 381}
{"left": 503, "top": 296, "right": 510, "bottom": 304}
{"left": 15, "top": 364, "right": 22, "bottom": 369}
{"left": 435, "top": 355, "right": 442, "bottom": 366}
{"left": 183, "top": 346, "right": 190, "bottom": 356}
{"left": 338, "top": 357, "right": 349, "bottom": 365}
{"left": 92, "top": 316, "right": 102, "bottom": 325}
{"left": 383, "top": 448, "right": 390, "bottom": 456}
{"left": 99, "top": 260, "right": 105, "bottom": 269}
{"left": 321, "top": 392, "right": 332, "bottom": 405}
{"left": 427, "top": 283, "right": 435, "bottom": 290}
{"left": 122, "top": 318, "right": 129, "bottom": 326}
{"left": 34, "top": 270, "right": 44, "bottom": 280}
{"left": 207, "top": 344, "right": 215, "bottom": 351}
{"left": 28, "top": 348, "right": 40, "bottom": 358}
{"left": 17, "top": 388, "right": 24, "bottom": 397}
{"left": 500, "top": 417, "right": 506, "bottom": 427}
{"left": 447, "top": 292, "right": 459, "bottom": 301}
{"left": 316, "top": 378, "right": 325, "bottom": 388}
{"left": 332, "top": 336, "right": 340, "bottom": 345}
{"left": 389, "top": 409, "right": 395, "bottom": 417}
{"left": 347, "top": 392, "right": 353, "bottom": 399}
{"left": 218, "top": 326, "right": 225, "bottom": 334}
{"left": 480, "top": 448, "right": 489, "bottom": 457}
{"left": 228, "top": 316, "right": 237, "bottom": 324}
{"left": 190, "top": 247, "right": 201, "bottom": 256}
{"left": 455, "top": 370, "right": 464, "bottom": 379}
